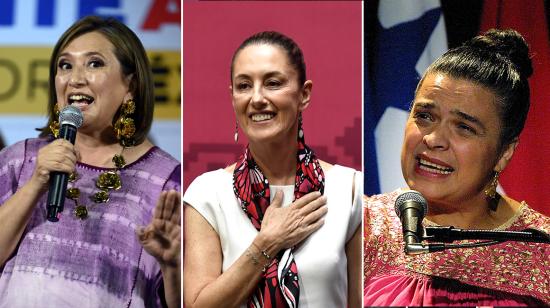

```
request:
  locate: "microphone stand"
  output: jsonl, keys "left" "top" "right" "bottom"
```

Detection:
{"left": 405, "top": 227, "right": 550, "bottom": 255}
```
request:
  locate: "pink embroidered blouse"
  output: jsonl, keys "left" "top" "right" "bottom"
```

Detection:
{"left": 364, "top": 190, "right": 549, "bottom": 306}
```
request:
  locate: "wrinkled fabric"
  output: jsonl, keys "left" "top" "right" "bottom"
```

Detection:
{"left": 0, "top": 138, "right": 180, "bottom": 307}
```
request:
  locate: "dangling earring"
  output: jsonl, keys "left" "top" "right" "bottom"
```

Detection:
{"left": 234, "top": 121, "right": 239, "bottom": 143}
{"left": 49, "top": 104, "right": 60, "bottom": 138}
{"left": 114, "top": 98, "right": 136, "bottom": 147}
{"left": 484, "top": 171, "right": 501, "bottom": 211}
{"left": 298, "top": 112, "right": 304, "bottom": 140}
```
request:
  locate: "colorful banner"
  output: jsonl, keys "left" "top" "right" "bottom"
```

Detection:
{"left": 0, "top": 48, "right": 180, "bottom": 118}
{"left": 0, "top": 0, "right": 180, "bottom": 49}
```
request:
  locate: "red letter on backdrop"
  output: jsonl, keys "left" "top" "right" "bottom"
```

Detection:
{"left": 142, "top": 0, "right": 180, "bottom": 30}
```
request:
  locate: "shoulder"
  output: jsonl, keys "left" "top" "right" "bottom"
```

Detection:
{"left": 364, "top": 190, "right": 401, "bottom": 222}
{"left": 366, "top": 190, "right": 400, "bottom": 207}
{"left": 321, "top": 161, "right": 361, "bottom": 178}
{"left": 514, "top": 202, "right": 550, "bottom": 233}
{"left": 149, "top": 146, "right": 180, "bottom": 166}
{"left": 184, "top": 169, "right": 231, "bottom": 197}
{"left": 134, "top": 146, "right": 180, "bottom": 173}
{"left": 0, "top": 137, "right": 49, "bottom": 159}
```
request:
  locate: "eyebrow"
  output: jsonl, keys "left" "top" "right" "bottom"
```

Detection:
{"left": 58, "top": 51, "right": 106, "bottom": 59}
{"left": 452, "top": 109, "right": 486, "bottom": 131}
{"left": 414, "top": 101, "right": 435, "bottom": 109}
{"left": 414, "top": 101, "right": 487, "bottom": 132}
{"left": 233, "top": 71, "right": 286, "bottom": 80}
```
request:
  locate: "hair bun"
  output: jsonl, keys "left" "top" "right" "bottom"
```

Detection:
{"left": 467, "top": 29, "right": 533, "bottom": 78}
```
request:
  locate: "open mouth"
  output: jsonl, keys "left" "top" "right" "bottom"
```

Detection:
{"left": 68, "top": 94, "right": 94, "bottom": 106}
{"left": 417, "top": 158, "right": 454, "bottom": 175}
{"left": 251, "top": 113, "right": 275, "bottom": 122}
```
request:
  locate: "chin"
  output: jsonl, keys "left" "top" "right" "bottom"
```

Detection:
{"left": 407, "top": 179, "right": 440, "bottom": 198}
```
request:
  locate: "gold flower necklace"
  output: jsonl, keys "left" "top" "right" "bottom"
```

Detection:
{"left": 66, "top": 147, "right": 127, "bottom": 220}
{"left": 50, "top": 99, "right": 136, "bottom": 220}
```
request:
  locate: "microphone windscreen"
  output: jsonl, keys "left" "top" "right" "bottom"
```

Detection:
{"left": 395, "top": 190, "right": 428, "bottom": 218}
{"left": 59, "top": 106, "right": 83, "bottom": 128}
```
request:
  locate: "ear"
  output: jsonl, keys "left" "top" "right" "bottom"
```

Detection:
{"left": 124, "top": 73, "right": 134, "bottom": 87}
{"left": 229, "top": 85, "right": 237, "bottom": 109}
{"left": 299, "top": 80, "right": 313, "bottom": 112}
{"left": 123, "top": 92, "right": 134, "bottom": 102}
{"left": 494, "top": 139, "right": 518, "bottom": 172}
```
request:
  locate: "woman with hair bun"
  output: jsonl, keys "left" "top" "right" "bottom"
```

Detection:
{"left": 184, "top": 31, "right": 362, "bottom": 308}
{"left": 364, "top": 29, "right": 549, "bottom": 306}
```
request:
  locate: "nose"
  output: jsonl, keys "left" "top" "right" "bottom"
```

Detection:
{"left": 68, "top": 66, "right": 86, "bottom": 87}
{"left": 250, "top": 84, "right": 268, "bottom": 108}
{"left": 422, "top": 125, "right": 450, "bottom": 151}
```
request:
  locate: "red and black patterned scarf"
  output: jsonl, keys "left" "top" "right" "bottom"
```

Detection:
{"left": 233, "top": 130, "right": 325, "bottom": 308}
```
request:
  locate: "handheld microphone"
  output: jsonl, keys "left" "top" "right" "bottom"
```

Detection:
{"left": 395, "top": 190, "right": 428, "bottom": 253}
{"left": 46, "top": 106, "right": 83, "bottom": 222}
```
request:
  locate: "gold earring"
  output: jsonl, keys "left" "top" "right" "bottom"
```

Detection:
{"left": 484, "top": 171, "right": 500, "bottom": 199}
{"left": 114, "top": 99, "right": 136, "bottom": 147}
{"left": 484, "top": 171, "right": 501, "bottom": 211}
{"left": 49, "top": 104, "right": 60, "bottom": 138}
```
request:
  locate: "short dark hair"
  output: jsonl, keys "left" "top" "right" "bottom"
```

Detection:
{"left": 419, "top": 29, "right": 532, "bottom": 150}
{"left": 230, "top": 31, "right": 307, "bottom": 85}
{"left": 40, "top": 16, "right": 154, "bottom": 145}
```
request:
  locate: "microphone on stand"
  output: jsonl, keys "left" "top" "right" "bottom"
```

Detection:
{"left": 394, "top": 190, "right": 549, "bottom": 255}
{"left": 395, "top": 190, "right": 445, "bottom": 255}
{"left": 395, "top": 190, "right": 427, "bottom": 244}
{"left": 46, "top": 105, "right": 83, "bottom": 222}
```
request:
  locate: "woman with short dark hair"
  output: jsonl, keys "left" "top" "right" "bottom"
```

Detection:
{"left": 0, "top": 16, "right": 181, "bottom": 307}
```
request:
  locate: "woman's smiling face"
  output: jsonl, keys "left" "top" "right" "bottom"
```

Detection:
{"left": 55, "top": 31, "right": 132, "bottom": 132}
{"left": 401, "top": 73, "right": 514, "bottom": 207}
{"left": 230, "top": 43, "right": 311, "bottom": 144}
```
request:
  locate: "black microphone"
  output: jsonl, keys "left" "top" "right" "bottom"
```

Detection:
{"left": 46, "top": 106, "right": 83, "bottom": 222}
{"left": 395, "top": 190, "right": 428, "bottom": 253}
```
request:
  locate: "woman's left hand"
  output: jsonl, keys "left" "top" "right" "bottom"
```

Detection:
{"left": 137, "top": 190, "right": 181, "bottom": 267}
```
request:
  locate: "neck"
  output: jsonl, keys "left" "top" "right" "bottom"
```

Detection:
{"left": 425, "top": 193, "right": 504, "bottom": 229}
{"left": 75, "top": 131, "right": 122, "bottom": 167}
{"left": 249, "top": 139, "right": 298, "bottom": 186}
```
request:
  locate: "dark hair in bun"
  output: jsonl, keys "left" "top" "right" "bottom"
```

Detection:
{"left": 420, "top": 29, "right": 532, "bottom": 149}
{"left": 230, "top": 31, "right": 306, "bottom": 86}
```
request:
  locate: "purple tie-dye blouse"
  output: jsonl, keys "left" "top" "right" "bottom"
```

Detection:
{"left": 0, "top": 138, "right": 180, "bottom": 307}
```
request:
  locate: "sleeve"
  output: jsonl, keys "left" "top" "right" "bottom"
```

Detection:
{"left": 161, "top": 164, "right": 181, "bottom": 192}
{"left": 0, "top": 140, "right": 28, "bottom": 205}
{"left": 182, "top": 171, "right": 220, "bottom": 234}
{"left": 345, "top": 170, "right": 363, "bottom": 242}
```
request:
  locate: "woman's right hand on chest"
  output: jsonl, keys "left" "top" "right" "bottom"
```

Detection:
{"left": 30, "top": 139, "right": 77, "bottom": 190}
{"left": 256, "top": 190, "right": 328, "bottom": 255}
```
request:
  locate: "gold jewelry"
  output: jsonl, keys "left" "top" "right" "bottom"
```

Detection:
{"left": 66, "top": 148, "right": 126, "bottom": 220}
{"left": 484, "top": 171, "right": 500, "bottom": 199}
{"left": 50, "top": 104, "right": 60, "bottom": 138}
{"left": 484, "top": 171, "right": 501, "bottom": 211}
{"left": 114, "top": 99, "right": 136, "bottom": 147}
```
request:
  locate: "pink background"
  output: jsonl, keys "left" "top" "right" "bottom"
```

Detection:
{"left": 183, "top": 1, "right": 362, "bottom": 187}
